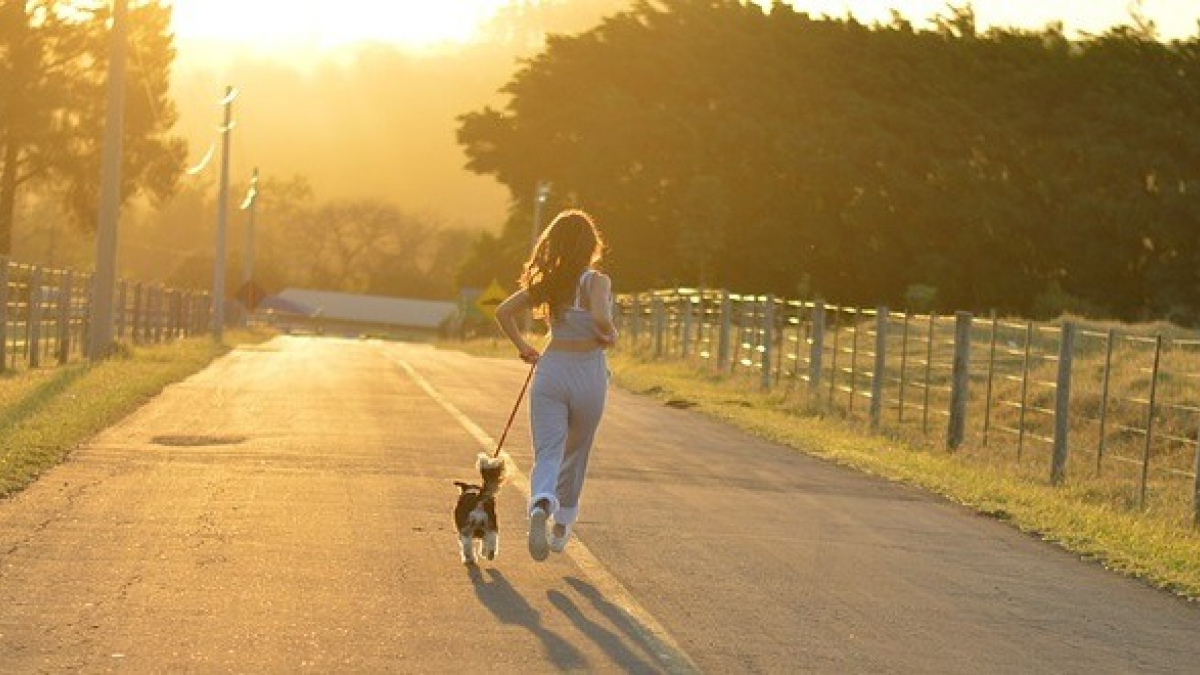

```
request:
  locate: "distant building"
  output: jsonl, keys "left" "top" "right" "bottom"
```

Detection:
{"left": 256, "top": 288, "right": 457, "bottom": 337}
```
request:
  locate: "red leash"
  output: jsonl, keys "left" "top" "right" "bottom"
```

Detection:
{"left": 492, "top": 364, "right": 535, "bottom": 458}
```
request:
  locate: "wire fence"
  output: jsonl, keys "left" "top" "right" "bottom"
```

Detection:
{"left": 616, "top": 288, "right": 1200, "bottom": 528}
{"left": 0, "top": 257, "right": 211, "bottom": 373}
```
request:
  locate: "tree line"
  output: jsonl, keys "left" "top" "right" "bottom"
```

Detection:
{"left": 0, "top": 1, "right": 183, "bottom": 256}
{"left": 457, "top": 0, "right": 1200, "bottom": 324}
{"left": 2, "top": 1, "right": 480, "bottom": 303}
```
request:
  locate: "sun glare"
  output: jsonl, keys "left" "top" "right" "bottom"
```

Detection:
{"left": 169, "top": 0, "right": 510, "bottom": 53}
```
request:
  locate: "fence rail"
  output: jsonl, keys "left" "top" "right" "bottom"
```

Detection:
{"left": 0, "top": 257, "right": 211, "bottom": 373}
{"left": 615, "top": 288, "right": 1200, "bottom": 528}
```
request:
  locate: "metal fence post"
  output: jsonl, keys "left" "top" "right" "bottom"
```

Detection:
{"left": 1051, "top": 321, "right": 1076, "bottom": 485}
{"left": 718, "top": 290, "right": 732, "bottom": 372}
{"left": 922, "top": 313, "right": 936, "bottom": 434}
{"left": 898, "top": 312, "right": 909, "bottom": 422}
{"left": 1097, "top": 328, "right": 1116, "bottom": 475}
{"left": 848, "top": 308, "right": 860, "bottom": 411}
{"left": 761, "top": 295, "right": 774, "bottom": 391}
{"left": 808, "top": 301, "right": 825, "bottom": 398}
{"left": 1017, "top": 322, "right": 1033, "bottom": 460}
{"left": 870, "top": 307, "right": 888, "bottom": 432}
{"left": 1138, "top": 335, "right": 1163, "bottom": 508}
{"left": 947, "top": 311, "right": 972, "bottom": 450}
{"left": 982, "top": 313, "right": 998, "bottom": 447}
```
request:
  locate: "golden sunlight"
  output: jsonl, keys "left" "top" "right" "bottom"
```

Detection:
{"left": 169, "top": 0, "right": 511, "bottom": 53}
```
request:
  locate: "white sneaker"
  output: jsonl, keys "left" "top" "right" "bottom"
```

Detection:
{"left": 528, "top": 507, "right": 549, "bottom": 561}
{"left": 549, "top": 524, "right": 571, "bottom": 553}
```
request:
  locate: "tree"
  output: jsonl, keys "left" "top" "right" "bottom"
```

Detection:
{"left": 287, "top": 197, "right": 434, "bottom": 296}
{"left": 0, "top": 0, "right": 184, "bottom": 258}
{"left": 457, "top": 0, "right": 1200, "bottom": 322}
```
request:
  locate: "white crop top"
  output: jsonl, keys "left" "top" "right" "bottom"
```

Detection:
{"left": 551, "top": 270, "right": 601, "bottom": 341}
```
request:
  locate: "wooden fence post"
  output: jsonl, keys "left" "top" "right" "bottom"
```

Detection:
{"left": 717, "top": 290, "right": 732, "bottom": 372}
{"left": 151, "top": 285, "right": 160, "bottom": 343}
{"left": 681, "top": 295, "right": 693, "bottom": 359}
{"left": 0, "top": 261, "right": 8, "bottom": 373}
{"left": 761, "top": 295, "right": 774, "bottom": 391}
{"left": 631, "top": 294, "right": 643, "bottom": 351}
{"left": 132, "top": 282, "right": 143, "bottom": 344}
{"left": 870, "top": 307, "right": 888, "bottom": 432}
{"left": 28, "top": 267, "right": 43, "bottom": 368}
{"left": 57, "top": 271, "right": 72, "bottom": 364}
{"left": 1193, "top": 415, "right": 1200, "bottom": 528}
{"left": 947, "top": 311, "right": 972, "bottom": 450}
{"left": 201, "top": 293, "right": 213, "bottom": 335}
{"left": 1051, "top": 321, "right": 1076, "bottom": 485}
{"left": 114, "top": 280, "right": 126, "bottom": 340}
{"left": 808, "top": 301, "right": 825, "bottom": 398}
{"left": 653, "top": 295, "right": 665, "bottom": 358}
{"left": 154, "top": 285, "right": 165, "bottom": 343}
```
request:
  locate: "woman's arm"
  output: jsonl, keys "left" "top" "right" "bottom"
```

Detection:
{"left": 495, "top": 289, "right": 540, "bottom": 364}
{"left": 588, "top": 272, "right": 618, "bottom": 347}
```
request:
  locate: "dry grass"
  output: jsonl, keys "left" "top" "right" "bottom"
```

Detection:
{"left": 605, "top": 351, "right": 1200, "bottom": 600}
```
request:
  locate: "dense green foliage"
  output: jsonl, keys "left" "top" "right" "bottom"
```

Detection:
{"left": 457, "top": 0, "right": 1200, "bottom": 323}
{"left": 0, "top": 1, "right": 185, "bottom": 256}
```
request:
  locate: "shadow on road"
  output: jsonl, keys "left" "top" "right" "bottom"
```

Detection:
{"left": 548, "top": 587, "right": 661, "bottom": 673}
{"left": 564, "top": 576, "right": 675, "bottom": 671}
{"left": 466, "top": 566, "right": 587, "bottom": 670}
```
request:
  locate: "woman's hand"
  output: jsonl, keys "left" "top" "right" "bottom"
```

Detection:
{"left": 595, "top": 328, "right": 618, "bottom": 349}
{"left": 519, "top": 347, "right": 541, "bottom": 365}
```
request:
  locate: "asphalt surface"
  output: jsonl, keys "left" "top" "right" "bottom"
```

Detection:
{"left": 0, "top": 336, "right": 1197, "bottom": 673}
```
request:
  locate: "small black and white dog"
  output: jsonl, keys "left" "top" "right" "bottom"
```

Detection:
{"left": 453, "top": 452, "right": 512, "bottom": 565}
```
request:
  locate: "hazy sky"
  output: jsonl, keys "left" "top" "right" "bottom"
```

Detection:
{"left": 783, "top": 1, "right": 1199, "bottom": 39}
{"left": 171, "top": 0, "right": 1200, "bottom": 52}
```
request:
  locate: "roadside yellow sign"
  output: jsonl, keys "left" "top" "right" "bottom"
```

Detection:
{"left": 475, "top": 279, "right": 508, "bottom": 320}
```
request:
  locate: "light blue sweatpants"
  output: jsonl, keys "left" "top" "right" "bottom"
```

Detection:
{"left": 528, "top": 349, "right": 608, "bottom": 526}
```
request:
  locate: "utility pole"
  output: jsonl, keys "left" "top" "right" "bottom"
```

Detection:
{"left": 88, "top": 0, "right": 127, "bottom": 360}
{"left": 212, "top": 86, "right": 237, "bottom": 341}
{"left": 240, "top": 166, "right": 258, "bottom": 288}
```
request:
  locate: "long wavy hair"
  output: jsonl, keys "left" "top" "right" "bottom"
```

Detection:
{"left": 520, "top": 209, "right": 604, "bottom": 321}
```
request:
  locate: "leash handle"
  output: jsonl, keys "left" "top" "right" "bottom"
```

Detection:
{"left": 493, "top": 363, "right": 535, "bottom": 458}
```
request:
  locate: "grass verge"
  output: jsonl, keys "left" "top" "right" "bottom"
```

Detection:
{"left": 0, "top": 330, "right": 271, "bottom": 498}
{"left": 607, "top": 354, "right": 1200, "bottom": 601}
{"left": 439, "top": 337, "right": 1200, "bottom": 601}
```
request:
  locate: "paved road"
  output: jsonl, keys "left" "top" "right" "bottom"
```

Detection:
{"left": 0, "top": 336, "right": 1197, "bottom": 673}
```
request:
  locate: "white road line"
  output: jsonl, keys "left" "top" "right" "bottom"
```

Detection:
{"left": 390, "top": 352, "right": 700, "bottom": 675}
